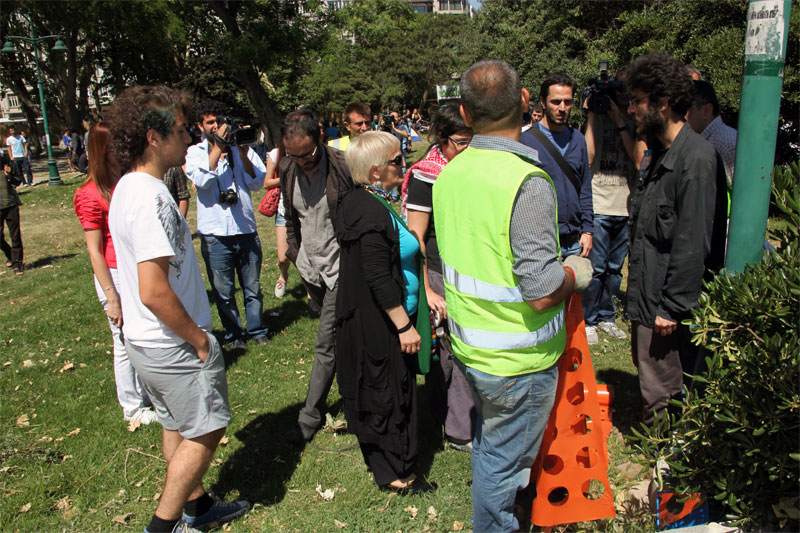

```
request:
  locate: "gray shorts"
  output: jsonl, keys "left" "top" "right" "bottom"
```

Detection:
{"left": 125, "top": 332, "right": 231, "bottom": 439}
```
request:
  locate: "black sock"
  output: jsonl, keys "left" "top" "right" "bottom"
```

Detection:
{"left": 147, "top": 514, "right": 179, "bottom": 533}
{"left": 184, "top": 492, "right": 214, "bottom": 518}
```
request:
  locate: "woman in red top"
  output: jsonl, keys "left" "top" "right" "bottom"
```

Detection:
{"left": 73, "top": 121, "right": 156, "bottom": 425}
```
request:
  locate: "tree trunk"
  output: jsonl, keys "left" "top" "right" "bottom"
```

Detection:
{"left": 209, "top": 0, "right": 283, "bottom": 147}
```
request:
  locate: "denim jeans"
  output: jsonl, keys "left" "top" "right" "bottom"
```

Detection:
{"left": 456, "top": 358, "right": 558, "bottom": 532}
{"left": 13, "top": 157, "right": 33, "bottom": 185}
{"left": 559, "top": 236, "right": 582, "bottom": 258}
{"left": 582, "top": 214, "right": 629, "bottom": 326}
{"left": 199, "top": 232, "right": 268, "bottom": 342}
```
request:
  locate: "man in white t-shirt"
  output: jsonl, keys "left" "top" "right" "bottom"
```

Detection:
{"left": 5, "top": 126, "right": 34, "bottom": 186}
{"left": 108, "top": 85, "right": 249, "bottom": 533}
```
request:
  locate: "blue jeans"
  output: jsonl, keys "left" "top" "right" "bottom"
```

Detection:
{"left": 13, "top": 157, "right": 33, "bottom": 185}
{"left": 456, "top": 358, "right": 558, "bottom": 532}
{"left": 199, "top": 232, "right": 268, "bottom": 342}
{"left": 582, "top": 215, "right": 629, "bottom": 326}
{"left": 559, "top": 236, "right": 582, "bottom": 258}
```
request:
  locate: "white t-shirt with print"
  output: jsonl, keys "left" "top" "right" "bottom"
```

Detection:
{"left": 6, "top": 135, "right": 26, "bottom": 158}
{"left": 109, "top": 171, "right": 211, "bottom": 348}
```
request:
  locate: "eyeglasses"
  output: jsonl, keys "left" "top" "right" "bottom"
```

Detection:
{"left": 629, "top": 95, "right": 648, "bottom": 107}
{"left": 385, "top": 154, "right": 404, "bottom": 166}
{"left": 448, "top": 136, "right": 472, "bottom": 149}
{"left": 286, "top": 144, "right": 318, "bottom": 161}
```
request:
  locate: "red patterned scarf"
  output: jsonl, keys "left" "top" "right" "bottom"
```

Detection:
{"left": 401, "top": 145, "right": 449, "bottom": 220}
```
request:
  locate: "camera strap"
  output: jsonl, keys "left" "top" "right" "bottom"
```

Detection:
{"left": 214, "top": 147, "right": 239, "bottom": 199}
{"left": 530, "top": 127, "right": 581, "bottom": 196}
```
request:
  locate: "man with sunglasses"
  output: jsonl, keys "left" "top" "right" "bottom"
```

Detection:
{"left": 280, "top": 108, "right": 355, "bottom": 445}
{"left": 328, "top": 102, "right": 371, "bottom": 151}
{"left": 186, "top": 100, "right": 270, "bottom": 350}
{"left": 522, "top": 73, "right": 594, "bottom": 261}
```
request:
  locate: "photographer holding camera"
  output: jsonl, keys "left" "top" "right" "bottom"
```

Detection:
{"left": 186, "top": 100, "right": 270, "bottom": 349}
{"left": 581, "top": 65, "right": 642, "bottom": 345}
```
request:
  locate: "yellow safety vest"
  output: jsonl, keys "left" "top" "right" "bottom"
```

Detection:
{"left": 327, "top": 136, "right": 351, "bottom": 151}
{"left": 433, "top": 146, "right": 565, "bottom": 377}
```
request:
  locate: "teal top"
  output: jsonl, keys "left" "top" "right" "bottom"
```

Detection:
{"left": 391, "top": 215, "right": 420, "bottom": 316}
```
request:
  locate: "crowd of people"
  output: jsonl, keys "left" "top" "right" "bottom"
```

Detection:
{"left": 0, "top": 50, "right": 736, "bottom": 532}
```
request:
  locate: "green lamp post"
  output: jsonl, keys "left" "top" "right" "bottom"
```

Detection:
{"left": 2, "top": 11, "right": 68, "bottom": 186}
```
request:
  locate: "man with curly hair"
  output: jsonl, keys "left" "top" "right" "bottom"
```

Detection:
{"left": 108, "top": 86, "right": 249, "bottom": 533}
{"left": 624, "top": 53, "right": 728, "bottom": 424}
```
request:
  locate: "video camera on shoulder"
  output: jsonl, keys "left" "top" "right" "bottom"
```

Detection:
{"left": 584, "top": 60, "right": 625, "bottom": 114}
{"left": 213, "top": 116, "right": 259, "bottom": 146}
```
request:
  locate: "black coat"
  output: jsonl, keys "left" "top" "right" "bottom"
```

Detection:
{"left": 334, "top": 188, "right": 417, "bottom": 458}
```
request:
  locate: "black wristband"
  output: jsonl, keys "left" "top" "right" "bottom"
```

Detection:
{"left": 396, "top": 321, "right": 413, "bottom": 334}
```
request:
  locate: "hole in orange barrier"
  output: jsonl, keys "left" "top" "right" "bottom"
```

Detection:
{"left": 571, "top": 414, "right": 593, "bottom": 434}
{"left": 547, "top": 487, "right": 569, "bottom": 506}
{"left": 542, "top": 454, "right": 564, "bottom": 475}
{"left": 545, "top": 425, "right": 558, "bottom": 442}
{"left": 565, "top": 348, "right": 582, "bottom": 371}
{"left": 576, "top": 446, "right": 599, "bottom": 468}
{"left": 581, "top": 479, "right": 605, "bottom": 501}
{"left": 566, "top": 381, "right": 585, "bottom": 405}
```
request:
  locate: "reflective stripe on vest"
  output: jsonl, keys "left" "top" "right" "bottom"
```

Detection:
{"left": 447, "top": 309, "right": 564, "bottom": 350}
{"left": 442, "top": 260, "right": 523, "bottom": 303}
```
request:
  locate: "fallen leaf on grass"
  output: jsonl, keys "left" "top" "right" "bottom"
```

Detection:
{"left": 334, "top": 519, "right": 347, "bottom": 528}
{"left": 22, "top": 359, "right": 33, "bottom": 367}
{"left": 60, "top": 361, "right": 74, "bottom": 373}
{"left": 2, "top": 361, "right": 11, "bottom": 367}
{"left": 112, "top": 513, "right": 133, "bottom": 524}
{"left": 153, "top": 491, "right": 161, "bottom": 501}
{"left": 427, "top": 505, "right": 438, "bottom": 521}
{"left": 66, "top": 428, "right": 81, "bottom": 437}
{"left": 453, "top": 520, "right": 465, "bottom": 531}
{"left": 219, "top": 436, "right": 229, "bottom": 446}
{"left": 55, "top": 497, "right": 72, "bottom": 512}
{"left": 316, "top": 484, "right": 335, "bottom": 501}
{"left": 16, "top": 414, "right": 30, "bottom": 427}
{"left": 62, "top": 455, "right": 73, "bottom": 462}
{"left": 128, "top": 419, "right": 141, "bottom": 432}
{"left": 404, "top": 505, "right": 418, "bottom": 518}
{"left": 20, "top": 503, "right": 31, "bottom": 512}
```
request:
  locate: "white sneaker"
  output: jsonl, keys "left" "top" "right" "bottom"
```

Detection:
{"left": 274, "top": 278, "right": 286, "bottom": 299}
{"left": 598, "top": 321, "right": 627, "bottom": 339}
{"left": 585, "top": 325, "right": 599, "bottom": 344}
{"left": 125, "top": 408, "right": 158, "bottom": 425}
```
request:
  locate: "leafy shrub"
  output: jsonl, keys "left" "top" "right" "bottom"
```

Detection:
{"left": 636, "top": 163, "right": 800, "bottom": 530}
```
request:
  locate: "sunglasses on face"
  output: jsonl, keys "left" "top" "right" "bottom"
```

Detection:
{"left": 385, "top": 154, "right": 403, "bottom": 166}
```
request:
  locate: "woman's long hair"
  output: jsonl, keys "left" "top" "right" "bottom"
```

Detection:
{"left": 81, "top": 120, "right": 120, "bottom": 203}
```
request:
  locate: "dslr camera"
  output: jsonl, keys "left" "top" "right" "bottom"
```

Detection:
{"left": 584, "top": 60, "right": 625, "bottom": 114}
{"left": 219, "top": 187, "right": 238, "bottom": 207}
{"left": 213, "top": 116, "right": 259, "bottom": 146}
{"left": 380, "top": 114, "right": 395, "bottom": 133}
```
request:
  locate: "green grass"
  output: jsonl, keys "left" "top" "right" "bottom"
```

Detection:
{"left": 0, "top": 155, "right": 654, "bottom": 532}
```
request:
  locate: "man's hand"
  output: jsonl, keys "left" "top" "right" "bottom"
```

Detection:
{"left": 608, "top": 99, "right": 624, "bottom": 127}
{"left": 579, "top": 233, "right": 593, "bottom": 257}
{"left": 563, "top": 255, "right": 593, "bottom": 292}
{"left": 196, "top": 331, "right": 212, "bottom": 362}
{"left": 654, "top": 315, "right": 677, "bottom": 336}
{"left": 426, "top": 289, "right": 447, "bottom": 320}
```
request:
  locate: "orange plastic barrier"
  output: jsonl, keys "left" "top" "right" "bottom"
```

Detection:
{"left": 530, "top": 292, "right": 616, "bottom": 527}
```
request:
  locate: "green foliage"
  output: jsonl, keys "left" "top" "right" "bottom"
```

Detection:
{"left": 636, "top": 163, "right": 800, "bottom": 530}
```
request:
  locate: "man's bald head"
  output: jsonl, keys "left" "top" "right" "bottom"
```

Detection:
{"left": 460, "top": 59, "right": 523, "bottom": 132}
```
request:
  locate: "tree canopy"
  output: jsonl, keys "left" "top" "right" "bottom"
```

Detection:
{"left": 1, "top": 0, "right": 796, "bottom": 160}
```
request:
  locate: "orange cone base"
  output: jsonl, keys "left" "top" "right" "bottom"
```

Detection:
{"left": 530, "top": 293, "right": 616, "bottom": 527}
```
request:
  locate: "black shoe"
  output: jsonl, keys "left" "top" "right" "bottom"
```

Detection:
{"left": 251, "top": 334, "right": 270, "bottom": 346}
{"left": 284, "top": 424, "right": 314, "bottom": 446}
{"left": 224, "top": 339, "right": 247, "bottom": 351}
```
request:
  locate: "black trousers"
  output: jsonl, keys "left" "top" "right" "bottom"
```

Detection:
{"left": 0, "top": 205, "right": 23, "bottom": 268}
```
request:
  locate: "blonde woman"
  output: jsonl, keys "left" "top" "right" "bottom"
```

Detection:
{"left": 334, "top": 131, "right": 433, "bottom": 493}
